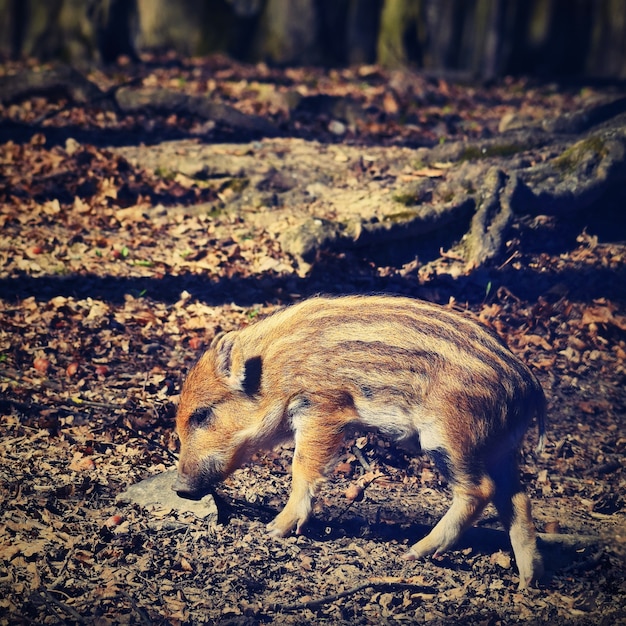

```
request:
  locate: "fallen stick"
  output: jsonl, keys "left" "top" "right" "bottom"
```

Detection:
{"left": 35, "top": 588, "right": 87, "bottom": 624}
{"left": 537, "top": 532, "right": 599, "bottom": 548}
{"left": 271, "top": 577, "right": 436, "bottom": 613}
{"left": 120, "top": 590, "right": 152, "bottom": 626}
{"left": 268, "top": 532, "right": 601, "bottom": 613}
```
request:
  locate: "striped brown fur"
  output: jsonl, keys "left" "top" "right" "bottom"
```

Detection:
{"left": 174, "top": 295, "right": 546, "bottom": 588}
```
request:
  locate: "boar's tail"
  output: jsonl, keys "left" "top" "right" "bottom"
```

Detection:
{"left": 534, "top": 389, "right": 547, "bottom": 454}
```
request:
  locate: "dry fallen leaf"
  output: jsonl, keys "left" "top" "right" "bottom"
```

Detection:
{"left": 69, "top": 453, "right": 96, "bottom": 471}
{"left": 179, "top": 557, "right": 194, "bottom": 572}
{"left": 518, "top": 334, "right": 552, "bottom": 350}
{"left": 33, "top": 356, "right": 50, "bottom": 373}
{"left": 544, "top": 520, "right": 562, "bottom": 534}
{"left": 345, "top": 483, "right": 365, "bottom": 502}
{"left": 66, "top": 361, "right": 79, "bottom": 377}
{"left": 105, "top": 514, "right": 124, "bottom": 528}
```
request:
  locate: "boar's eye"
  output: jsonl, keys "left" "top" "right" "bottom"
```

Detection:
{"left": 189, "top": 407, "right": 214, "bottom": 428}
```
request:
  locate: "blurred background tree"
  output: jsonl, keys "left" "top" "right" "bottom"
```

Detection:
{"left": 1, "top": 0, "right": 624, "bottom": 79}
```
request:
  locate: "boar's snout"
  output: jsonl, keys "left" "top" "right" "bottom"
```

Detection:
{"left": 173, "top": 453, "right": 228, "bottom": 499}
{"left": 173, "top": 471, "right": 210, "bottom": 500}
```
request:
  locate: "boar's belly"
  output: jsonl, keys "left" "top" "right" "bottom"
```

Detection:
{"left": 355, "top": 400, "right": 444, "bottom": 451}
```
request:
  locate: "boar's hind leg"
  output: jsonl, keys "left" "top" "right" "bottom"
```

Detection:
{"left": 491, "top": 459, "right": 543, "bottom": 589}
{"left": 404, "top": 475, "right": 494, "bottom": 562}
{"left": 267, "top": 404, "right": 348, "bottom": 538}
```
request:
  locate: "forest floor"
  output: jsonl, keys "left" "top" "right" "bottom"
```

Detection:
{"left": 1, "top": 55, "right": 625, "bottom": 625}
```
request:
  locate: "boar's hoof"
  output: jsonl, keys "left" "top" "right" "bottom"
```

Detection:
{"left": 267, "top": 512, "right": 308, "bottom": 537}
{"left": 517, "top": 565, "right": 542, "bottom": 591}
{"left": 401, "top": 542, "right": 434, "bottom": 562}
{"left": 266, "top": 519, "right": 292, "bottom": 538}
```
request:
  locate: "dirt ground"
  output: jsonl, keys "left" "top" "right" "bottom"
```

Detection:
{"left": 1, "top": 56, "right": 625, "bottom": 625}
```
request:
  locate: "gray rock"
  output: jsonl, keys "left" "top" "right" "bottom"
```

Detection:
{"left": 116, "top": 469, "right": 218, "bottom": 521}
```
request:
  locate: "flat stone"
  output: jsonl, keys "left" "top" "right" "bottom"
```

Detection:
{"left": 116, "top": 469, "right": 218, "bottom": 521}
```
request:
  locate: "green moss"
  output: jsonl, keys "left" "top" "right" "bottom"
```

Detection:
{"left": 204, "top": 206, "right": 226, "bottom": 219}
{"left": 377, "top": 0, "right": 422, "bottom": 68}
{"left": 154, "top": 166, "right": 177, "bottom": 181}
{"left": 131, "top": 259, "right": 155, "bottom": 268}
{"left": 459, "top": 143, "right": 527, "bottom": 162}
{"left": 223, "top": 177, "right": 249, "bottom": 193}
{"left": 489, "top": 143, "right": 529, "bottom": 158}
{"left": 553, "top": 136, "right": 607, "bottom": 172}
{"left": 459, "top": 146, "right": 483, "bottom": 161}
{"left": 392, "top": 191, "right": 421, "bottom": 206}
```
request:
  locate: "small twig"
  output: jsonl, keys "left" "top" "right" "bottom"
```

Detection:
{"left": 49, "top": 550, "right": 74, "bottom": 590}
{"left": 64, "top": 396, "right": 121, "bottom": 410}
{"left": 36, "top": 588, "right": 87, "bottom": 624}
{"left": 0, "top": 397, "right": 34, "bottom": 412}
{"left": 559, "top": 549, "right": 605, "bottom": 574}
{"left": 439, "top": 247, "right": 465, "bottom": 262}
{"left": 495, "top": 285, "right": 522, "bottom": 304}
{"left": 328, "top": 471, "right": 385, "bottom": 524}
{"left": 276, "top": 582, "right": 373, "bottom": 612}
{"left": 0, "top": 367, "right": 62, "bottom": 391}
{"left": 351, "top": 445, "right": 371, "bottom": 471}
{"left": 33, "top": 76, "right": 143, "bottom": 124}
{"left": 120, "top": 590, "right": 152, "bottom": 626}
{"left": 271, "top": 578, "right": 436, "bottom": 612}
{"left": 497, "top": 251, "right": 519, "bottom": 270}
{"left": 117, "top": 422, "right": 178, "bottom": 462}
{"left": 147, "top": 520, "right": 189, "bottom": 534}
{"left": 141, "top": 370, "right": 149, "bottom": 401}
{"left": 537, "top": 532, "right": 599, "bottom": 549}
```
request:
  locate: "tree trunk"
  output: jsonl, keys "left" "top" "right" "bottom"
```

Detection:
{"left": 251, "top": 0, "right": 320, "bottom": 65}
{"left": 0, "top": 0, "right": 625, "bottom": 78}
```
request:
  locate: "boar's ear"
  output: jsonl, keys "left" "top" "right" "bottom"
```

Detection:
{"left": 214, "top": 331, "right": 246, "bottom": 391}
{"left": 242, "top": 356, "right": 262, "bottom": 396}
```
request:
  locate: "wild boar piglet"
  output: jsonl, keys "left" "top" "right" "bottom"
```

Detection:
{"left": 174, "top": 295, "right": 546, "bottom": 589}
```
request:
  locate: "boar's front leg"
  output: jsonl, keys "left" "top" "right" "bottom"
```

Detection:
{"left": 266, "top": 452, "right": 322, "bottom": 537}
{"left": 267, "top": 395, "right": 352, "bottom": 537}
